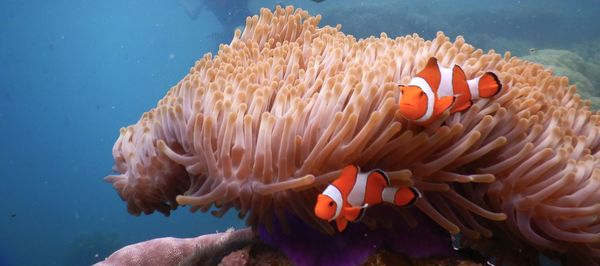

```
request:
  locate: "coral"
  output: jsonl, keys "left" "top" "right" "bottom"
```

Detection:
{"left": 219, "top": 249, "right": 251, "bottom": 266}
{"left": 179, "top": 230, "right": 255, "bottom": 266}
{"left": 94, "top": 228, "right": 254, "bottom": 265}
{"left": 218, "top": 240, "right": 293, "bottom": 266}
{"left": 523, "top": 49, "right": 600, "bottom": 109}
{"left": 106, "top": 5, "right": 600, "bottom": 263}
{"left": 573, "top": 39, "right": 600, "bottom": 64}
{"left": 316, "top": 0, "right": 598, "bottom": 51}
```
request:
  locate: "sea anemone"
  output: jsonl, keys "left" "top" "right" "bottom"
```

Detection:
{"left": 106, "top": 6, "right": 600, "bottom": 263}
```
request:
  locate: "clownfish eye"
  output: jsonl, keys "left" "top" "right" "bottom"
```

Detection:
{"left": 328, "top": 201, "right": 334, "bottom": 207}
{"left": 419, "top": 91, "right": 425, "bottom": 97}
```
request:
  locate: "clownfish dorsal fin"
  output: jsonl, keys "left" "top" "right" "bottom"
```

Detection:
{"left": 336, "top": 165, "right": 359, "bottom": 194}
{"left": 336, "top": 217, "right": 349, "bottom": 232}
{"left": 424, "top": 57, "right": 439, "bottom": 71}
{"left": 433, "top": 96, "right": 455, "bottom": 117}
{"left": 416, "top": 57, "right": 442, "bottom": 92}
{"left": 372, "top": 169, "right": 391, "bottom": 186}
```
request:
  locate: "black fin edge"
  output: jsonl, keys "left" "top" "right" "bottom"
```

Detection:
{"left": 486, "top": 72, "right": 503, "bottom": 97}
{"left": 404, "top": 186, "right": 422, "bottom": 207}
{"left": 373, "top": 169, "right": 391, "bottom": 186}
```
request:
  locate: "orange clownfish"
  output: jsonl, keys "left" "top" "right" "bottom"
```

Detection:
{"left": 398, "top": 57, "right": 502, "bottom": 126}
{"left": 314, "top": 165, "right": 421, "bottom": 232}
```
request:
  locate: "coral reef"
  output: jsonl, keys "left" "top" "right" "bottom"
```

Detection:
{"left": 316, "top": 0, "right": 599, "bottom": 53}
{"left": 95, "top": 228, "right": 254, "bottom": 265}
{"left": 573, "top": 39, "right": 600, "bottom": 64}
{"left": 524, "top": 49, "right": 600, "bottom": 109}
{"left": 97, "top": 227, "right": 483, "bottom": 266}
{"left": 105, "top": 5, "right": 600, "bottom": 264}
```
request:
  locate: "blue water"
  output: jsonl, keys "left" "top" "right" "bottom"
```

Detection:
{"left": 0, "top": 0, "right": 598, "bottom": 265}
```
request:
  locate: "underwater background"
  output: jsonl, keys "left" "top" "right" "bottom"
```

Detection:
{"left": 0, "top": 0, "right": 599, "bottom": 265}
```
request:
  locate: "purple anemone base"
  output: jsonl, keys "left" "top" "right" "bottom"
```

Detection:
{"left": 258, "top": 208, "right": 456, "bottom": 266}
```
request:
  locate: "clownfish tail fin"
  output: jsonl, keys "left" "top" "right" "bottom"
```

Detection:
{"left": 404, "top": 186, "right": 421, "bottom": 207}
{"left": 478, "top": 72, "right": 502, "bottom": 98}
{"left": 382, "top": 186, "right": 421, "bottom": 207}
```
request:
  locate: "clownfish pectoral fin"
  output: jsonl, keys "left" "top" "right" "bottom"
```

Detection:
{"left": 433, "top": 96, "right": 455, "bottom": 117}
{"left": 343, "top": 207, "right": 361, "bottom": 221}
{"left": 335, "top": 217, "right": 349, "bottom": 232}
{"left": 343, "top": 204, "right": 369, "bottom": 222}
{"left": 478, "top": 72, "right": 502, "bottom": 98}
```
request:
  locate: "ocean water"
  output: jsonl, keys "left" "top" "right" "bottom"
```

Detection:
{"left": 0, "top": 0, "right": 598, "bottom": 265}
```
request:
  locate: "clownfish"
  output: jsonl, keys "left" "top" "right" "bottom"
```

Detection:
{"left": 398, "top": 57, "right": 502, "bottom": 126}
{"left": 314, "top": 165, "right": 421, "bottom": 232}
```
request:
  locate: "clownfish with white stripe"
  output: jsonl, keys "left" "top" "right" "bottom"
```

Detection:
{"left": 398, "top": 57, "right": 502, "bottom": 126}
{"left": 314, "top": 165, "right": 421, "bottom": 232}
